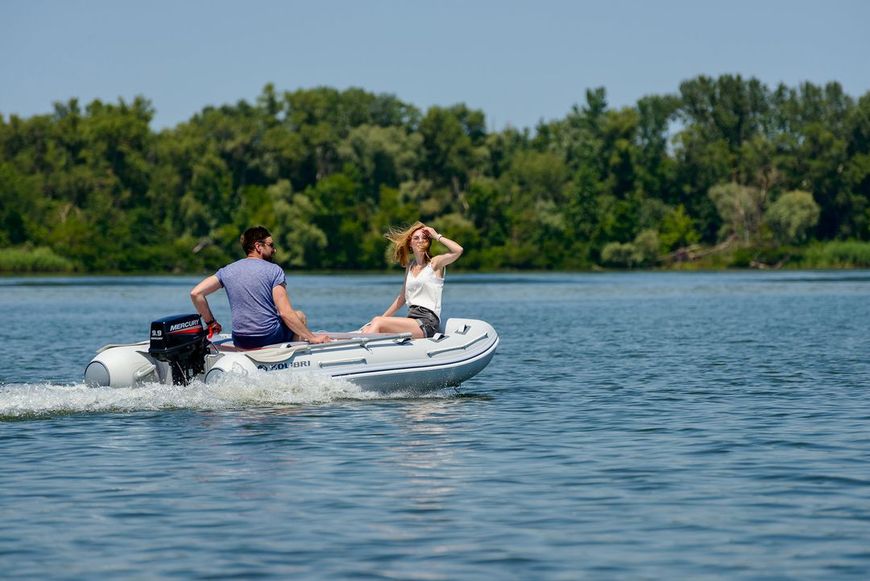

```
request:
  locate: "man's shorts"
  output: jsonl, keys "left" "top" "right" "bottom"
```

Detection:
{"left": 233, "top": 324, "right": 297, "bottom": 349}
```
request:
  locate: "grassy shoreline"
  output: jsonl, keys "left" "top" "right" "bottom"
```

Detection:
{"left": 3, "top": 241, "right": 870, "bottom": 275}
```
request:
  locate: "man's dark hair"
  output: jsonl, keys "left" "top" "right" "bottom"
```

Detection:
{"left": 241, "top": 226, "right": 272, "bottom": 254}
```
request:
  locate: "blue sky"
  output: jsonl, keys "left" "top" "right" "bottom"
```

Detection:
{"left": 2, "top": 0, "right": 868, "bottom": 131}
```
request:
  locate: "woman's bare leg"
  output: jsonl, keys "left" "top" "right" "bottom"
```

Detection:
{"left": 363, "top": 316, "right": 424, "bottom": 338}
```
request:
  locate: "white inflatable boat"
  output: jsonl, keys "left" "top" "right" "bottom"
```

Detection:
{"left": 84, "top": 314, "right": 499, "bottom": 393}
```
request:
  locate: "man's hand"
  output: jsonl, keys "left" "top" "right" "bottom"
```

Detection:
{"left": 206, "top": 320, "right": 222, "bottom": 339}
{"left": 308, "top": 333, "right": 331, "bottom": 344}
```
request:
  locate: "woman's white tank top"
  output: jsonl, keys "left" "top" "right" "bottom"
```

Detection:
{"left": 404, "top": 261, "right": 444, "bottom": 318}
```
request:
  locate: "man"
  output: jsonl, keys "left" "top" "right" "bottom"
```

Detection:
{"left": 190, "top": 226, "right": 330, "bottom": 349}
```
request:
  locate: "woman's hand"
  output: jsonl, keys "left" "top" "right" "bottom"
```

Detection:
{"left": 423, "top": 226, "right": 440, "bottom": 240}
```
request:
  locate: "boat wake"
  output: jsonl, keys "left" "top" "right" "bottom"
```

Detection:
{"left": 0, "top": 372, "right": 456, "bottom": 420}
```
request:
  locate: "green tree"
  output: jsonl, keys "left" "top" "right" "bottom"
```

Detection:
{"left": 765, "top": 190, "right": 820, "bottom": 244}
{"left": 708, "top": 182, "right": 766, "bottom": 243}
{"left": 419, "top": 105, "right": 475, "bottom": 193}
{"left": 266, "top": 180, "right": 328, "bottom": 268}
{"left": 659, "top": 204, "right": 700, "bottom": 250}
{"left": 337, "top": 124, "right": 422, "bottom": 192}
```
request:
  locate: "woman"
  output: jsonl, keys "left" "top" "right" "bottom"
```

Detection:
{"left": 363, "top": 222, "right": 463, "bottom": 338}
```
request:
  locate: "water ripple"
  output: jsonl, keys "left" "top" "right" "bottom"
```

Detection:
{"left": 1, "top": 271, "right": 870, "bottom": 578}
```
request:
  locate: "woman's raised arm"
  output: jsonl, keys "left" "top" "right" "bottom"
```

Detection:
{"left": 426, "top": 227, "right": 463, "bottom": 271}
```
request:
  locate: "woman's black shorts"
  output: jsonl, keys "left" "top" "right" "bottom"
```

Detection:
{"left": 407, "top": 305, "right": 440, "bottom": 338}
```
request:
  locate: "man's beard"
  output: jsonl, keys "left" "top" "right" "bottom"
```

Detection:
{"left": 263, "top": 254, "right": 274, "bottom": 263}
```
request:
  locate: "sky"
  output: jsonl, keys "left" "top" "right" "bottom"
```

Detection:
{"left": 2, "top": 0, "right": 869, "bottom": 131}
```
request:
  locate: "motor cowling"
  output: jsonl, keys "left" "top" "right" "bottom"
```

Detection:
{"left": 148, "top": 314, "right": 209, "bottom": 385}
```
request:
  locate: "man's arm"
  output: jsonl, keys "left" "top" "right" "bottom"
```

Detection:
{"left": 273, "top": 285, "right": 329, "bottom": 344}
{"left": 190, "top": 275, "right": 222, "bottom": 330}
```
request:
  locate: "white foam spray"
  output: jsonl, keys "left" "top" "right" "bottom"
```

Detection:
{"left": 0, "top": 371, "right": 452, "bottom": 419}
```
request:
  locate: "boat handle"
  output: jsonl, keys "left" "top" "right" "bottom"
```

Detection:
{"left": 427, "top": 333, "right": 489, "bottom": 357}
{"left": 245, "top": 333, "right": 413, "bottom": 363}
{"left": 319, "top": 357, "right": 367, "bottom": 368}
{"left": 133, "top": 363, "right": 157, "bottom": 381}
{"left": 313, "top": 333, "right": 411, "bottom": 349}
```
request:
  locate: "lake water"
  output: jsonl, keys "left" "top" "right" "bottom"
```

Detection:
{"left": 1, "top": 271, "right": 869, "bottom": 579}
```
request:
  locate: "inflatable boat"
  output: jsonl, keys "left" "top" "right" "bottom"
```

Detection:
{"left": 84, "top": 313, "right": 499, "bottom": 393}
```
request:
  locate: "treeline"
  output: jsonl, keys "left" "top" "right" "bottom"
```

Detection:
{"left": 1, "top": 75, "right": 869, "bottom": 273}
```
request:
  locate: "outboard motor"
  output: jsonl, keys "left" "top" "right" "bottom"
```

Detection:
{"left": 148, "top": 314, "right": 209, "bottom": 385}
